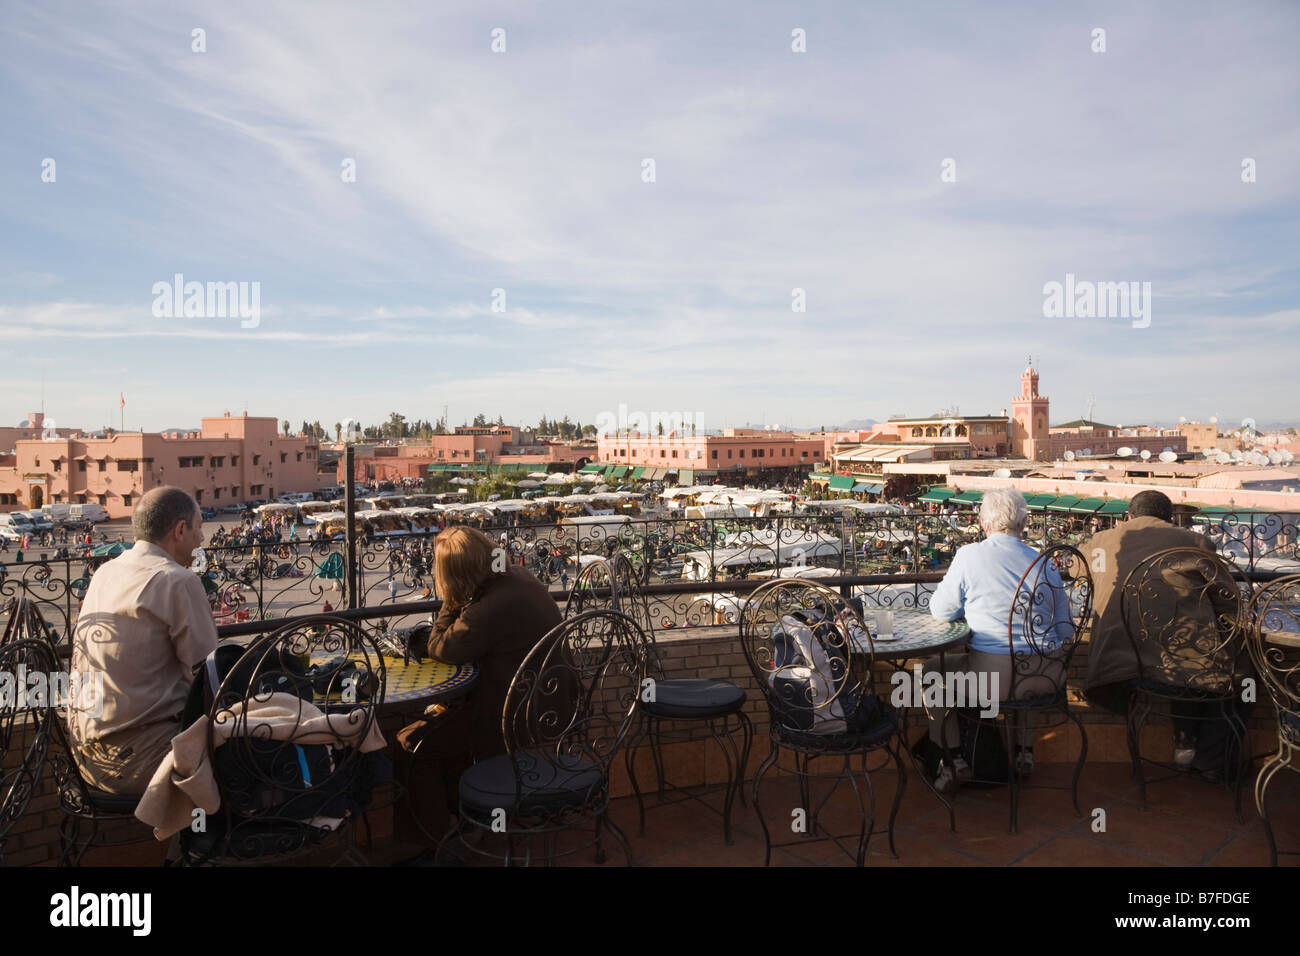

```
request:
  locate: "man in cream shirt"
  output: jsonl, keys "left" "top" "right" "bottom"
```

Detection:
{"left": 70, "top": 487, "right": 218, "bottom": 795}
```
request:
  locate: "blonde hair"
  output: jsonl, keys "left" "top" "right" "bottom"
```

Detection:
{"left": 434, "top": 526, "right": 499, "bottom": 607}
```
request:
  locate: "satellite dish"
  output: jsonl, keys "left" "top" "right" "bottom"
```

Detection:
{"left": 993, "top": 468, "right": 1012, "bottom": 479}
{"left": 1140, "top": 450, "right": 1152, "bottom": 460}
{"left": 1178, "top": 416, "right": 1187, "bottom": 423}
{"left": 1268, "top": 449, "right": 1282, "bottom": 464}
{"left": 1231, "top": 450, "right": 1243, "bottom": 461}
{"left": 1158, "top": 451, "right": 1177, "bottom": 463}
{"left": 1202, "top": 447, "right": 1215, "bottom": 457}
{"left": 1162, "top": 446, "right": 1173, "bottom": 454}
{"left": 1117, "top": 447, "right": 1133, "bottom": 457}
{"left": 1209, "top": 416, "right": 1218, "bottom": 424}
{"left": 1063, "top": 450, "right": 1076, "bottom": 462}
{"left": 1285, "top": 451, "right": 1296, "bottom": 464}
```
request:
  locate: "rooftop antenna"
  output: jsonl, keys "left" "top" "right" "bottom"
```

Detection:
{"left": 1085, "top": 394, "right": 1096, "bottom": 423}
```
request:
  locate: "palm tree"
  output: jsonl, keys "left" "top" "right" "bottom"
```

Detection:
{"left": 334, "top": 422, "right": 342, "bottom": 442}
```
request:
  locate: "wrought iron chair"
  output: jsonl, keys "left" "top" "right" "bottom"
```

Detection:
{"left": 1120, "top": 547, "right": 1249, "bottom": 819}
{"left": 177, "top": 616, "right": 387, "bottom": 865}
{"left": 0, "top": 597, "right": 149, "bottom": 866}
{"left": 576, "top": 554, "right": 754, "bottom": 845}
{"left": 740, "top": 578, "right": 904, "bottom": 866}
{"left": 1243, "top": 574, "right": 1300, "bottom": 865}
{"left": 944, "top": 545, "right": 1093, "bottom": 832}
{"left": 0, "top": 636, "right": 58, "bottom": 865}
{"left": 443, "top": 609, "right": 650, "bottom": 866}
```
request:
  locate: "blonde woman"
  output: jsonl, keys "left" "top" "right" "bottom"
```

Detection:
{"left": 396, "top": 526, "right": 561, "bottom": 847}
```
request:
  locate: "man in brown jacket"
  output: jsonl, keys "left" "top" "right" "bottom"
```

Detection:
{"left": 1081, "top": 490, "right": 1247, "bottom": 772}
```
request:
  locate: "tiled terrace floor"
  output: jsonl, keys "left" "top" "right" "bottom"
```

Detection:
{"left": 369, "top": 760, "right": 1300, "bottom": 867}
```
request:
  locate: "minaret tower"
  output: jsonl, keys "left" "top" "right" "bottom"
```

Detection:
{"left": 1011, "top": 358, "right": 1050, "bottom": 460}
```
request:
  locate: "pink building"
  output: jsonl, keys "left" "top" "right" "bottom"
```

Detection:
{"left": 596, "top": 428, "right": 825, "bottom": 478}
{"left": 0, "top": 411, "right": 320, "bottom": 518}
{"left": 341, "top": 426, "right": 592, "bottom": 483}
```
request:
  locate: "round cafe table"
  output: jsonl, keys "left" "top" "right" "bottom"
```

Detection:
{"left": 377, "top": 656, "right": 479, "bottom": 717}
{"left": 850, "top": 608, "right": 971, "bottom": 661}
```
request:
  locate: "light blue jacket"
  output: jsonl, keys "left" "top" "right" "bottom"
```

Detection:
{"left": 930, "top": 534, "right": 1072, "bottom": 654}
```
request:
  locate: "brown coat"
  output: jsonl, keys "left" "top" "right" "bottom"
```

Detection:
{"left": 426, "top": 565, "right": 563, "bottom": 760}
{"left": 1081, "top": 516, "right": 1227, "bottom": 702}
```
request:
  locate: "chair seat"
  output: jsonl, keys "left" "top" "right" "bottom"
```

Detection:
{"left": 459, "top": 750, "right": 604, "bottom": 813}
{"left": 182, "top": 818, "right": 329, "bottom": 860}
{"left": 643, "top": 679, "right": 746, "bottom": 718}
{"left": 80, "top": 786, "right": 141, "bottom": 815}
{"left": 1133, "top": 677, "right": 1235, "bottom": 701}
{"left": 773, "top": 701, "right": 898, "bottom": 752}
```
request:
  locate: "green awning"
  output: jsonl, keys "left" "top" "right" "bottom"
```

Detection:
{"left": 828, "top": 475, "right": 855, "bottom": 491}
{"left": 918, "top": 488, "right": 956, "bottom": 503}
{"left": 1046, "top": 495, "right": 1082, "bottom": 512}
{"left": 1098, "top": 499, "right": 1129, "bottom": 515}
{"left": 679, "top": 468, "right": 695, "bottom": 483}
{"left": 1025, "top": 494, "right": 1058, "bottom": 510}
{"left": 579, "top": 464, "right": 601, "bottom": 473}
{"left": 949, "top": 490, "right": 984, "bottom": 505}
{"left": 612, "top": 465, "right": 629, "bottom": 478}
{"left": 630, "top": 467, "right": 645, "bottom": 479}
{"left": 853, "top": 481, "right": 885, "bottom": 493}
{"left": 1069, "top": 497, "right": 1108, "bottom": 514}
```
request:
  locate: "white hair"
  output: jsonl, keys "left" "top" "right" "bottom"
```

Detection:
{"left": 979, "top": 487, "right": 1028, "bottom": 535}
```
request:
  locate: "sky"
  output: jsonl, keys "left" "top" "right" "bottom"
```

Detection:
{"left": 1, "top": 0, "right": 1297, "bottom": 435}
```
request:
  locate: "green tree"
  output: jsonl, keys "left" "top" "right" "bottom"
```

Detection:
{"left": 334, "top": 422, "right": 342, "bottom": 441}
{"left": 384, "top": 411, "right": 407, "bottom": 439}
{"left": 472, "top": 413, "right": 488, "bottom": 427}
{"left": 657, "top": 421, "right": 664, "bottom": 436}
{"left": 433, "top": 417, "right": 447, "bottom": 435}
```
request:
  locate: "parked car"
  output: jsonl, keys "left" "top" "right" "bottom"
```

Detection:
{"left": 220, "top": 503, "right": 248, "bottom": 514}
{"left": 201, "top": 508, "right": 218, "bottom": 520}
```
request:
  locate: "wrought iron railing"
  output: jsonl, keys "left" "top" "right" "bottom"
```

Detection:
{"left": 1, "top": 510, "right": 1295, "bottom": 639}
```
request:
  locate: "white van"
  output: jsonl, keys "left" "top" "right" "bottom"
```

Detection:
{"left": 278, "top": 492, "right": 314, "bottom": 504}
{"left": 70, "top": 503, "right": 110, "bottom": 524}
{"left": 0, "top": 513, "right": 36, "bottom": 536}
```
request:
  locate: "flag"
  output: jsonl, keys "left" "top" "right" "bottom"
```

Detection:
{"left": 120, "top": 393, "right": 125, "bottom": 409}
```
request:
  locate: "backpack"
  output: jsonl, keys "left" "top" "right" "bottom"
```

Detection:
{"left": 768, "top": 609, "right": 887, "bottom": 735}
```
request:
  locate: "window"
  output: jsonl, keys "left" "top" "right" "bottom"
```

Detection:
{"left": 231, "top": 456, "right": 239, "bottom": 467}
{"left": 659, "top": 450, "right": 665, "bottom": 458}
{"left": 956, "top": 425, "right": 968, "bottom": 437}
{"left": 97, "top": 460, "right": 107, "bottom": 472}
{"left": 178, "top": 456, "right": 203, "bottom": 468}
{"left": 925, "top": 427, "right": 937, "bottom": 437}
{"left": 97, "top": 494, "right": 107, "bottom": 506}
{"left": 296, "top": 452, "right": 303, "bottom": 461}
{"left": 739, "top": 450, "right": 745, "bottom": 458}
{"left": 250, "top": 484, "right": 263, "bottom": 495}
{"left": 195, "top": 490, "right": 203, "bottom": 502}
{"left": 812, "top": 451, "right": 820, "bottom": 457}
{"left": 53, "top": 460, "right": 62, "bottom": 472}
{"left": 231, "top": 486, "right": 240, "bottom": 497}
{"left": 801, "top": 451, "right": 808, "bottom": 458}
{"left": 727, "top": 450, "right": 733, "bottom": 459}
{"left": 912, "top": 427, "right": 923, "bottom": 438}
{"left": 712, "top": 450, "right": 718, "bottom": 459}
{"left": 214, "top": 488, "right": 221, "bottom": 499}
{"left": 306, "top": 451, "right": 313, "bottom": 459}
{"left": 210, "top": 456, "right": 224, "bottom": 468}
{"left": 118, "top": 460, "right": 138, "bottom": 472}
{"left": 78, "top": 460, "right": 86, "bottom": 472}
{"left": 253, "top": 455, "right": 260, "bottom": 466}
{"left": 280, "top": 453, "right": 287, "bottom": 464}
{"left": 122, "top": 494, "right": 132, "bottom": 507}
{"left": 672, "top": 450, "right": 678, "bottom": 458}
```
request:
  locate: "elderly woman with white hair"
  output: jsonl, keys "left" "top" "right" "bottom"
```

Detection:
{"left": 923, "top": 487, "right": 1069, "bottom": 792}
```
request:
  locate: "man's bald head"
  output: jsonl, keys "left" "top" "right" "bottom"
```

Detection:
{"left": 133, "top": 487, "right": 199, "bottom": 543}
